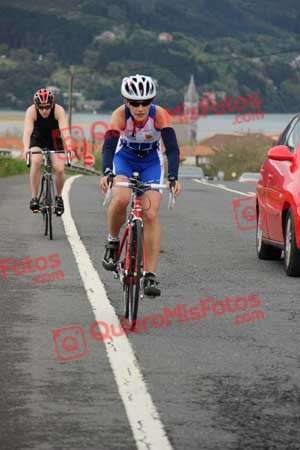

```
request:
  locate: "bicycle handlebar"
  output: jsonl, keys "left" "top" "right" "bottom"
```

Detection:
{"left": 168, "top": 187, "right": 176, "bottom": 210}
{"left": 25, "top": 149, "right": 72, "bottom": 167}
{"left": 103, "top": 179, "right": 176, "bottom": 209}
{"left": 115, "top": 181, "right": 167, "bottom": 189}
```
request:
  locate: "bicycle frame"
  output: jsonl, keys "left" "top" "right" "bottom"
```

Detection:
{"left": 108, "top": 176, "right": 174, "bottom": 281}
{"left": 38, "top": 151, "right": 55, "bottom": 206}
{"left": 117, "top": 192, "right": 146, "bottom": 285}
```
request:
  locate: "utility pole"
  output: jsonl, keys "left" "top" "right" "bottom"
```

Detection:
{"left": 68, "top": 65, "right": 75, "bottom": 129}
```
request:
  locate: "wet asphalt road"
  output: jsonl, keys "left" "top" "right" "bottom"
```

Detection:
{"left": 0, "top": 174, "right": 299, "bottom": 450}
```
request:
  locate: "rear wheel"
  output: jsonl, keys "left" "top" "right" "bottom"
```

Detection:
{"left": 284, "top": 210, "right": 300, "bottom": 276}
{"left": 256, "top": 208, "right": 282, "bottom": 260}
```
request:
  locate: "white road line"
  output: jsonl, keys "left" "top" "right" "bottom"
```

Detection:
{"left": 194, "top": 179, "right": 254, "bottom": 197}
{"left": 62, "top": 176, "right": 173, "bottom": 450}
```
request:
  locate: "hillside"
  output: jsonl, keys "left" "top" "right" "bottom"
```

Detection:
{"left": 1, "top": 0, "right": 300, "bottom": 111}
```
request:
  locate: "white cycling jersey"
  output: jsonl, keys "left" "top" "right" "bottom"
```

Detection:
{"left": 118, "top": 104, "right": 161, "bottom": 151}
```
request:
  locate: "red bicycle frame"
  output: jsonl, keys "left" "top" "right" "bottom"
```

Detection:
{"left": 117, "top": 196, "right": 146, "bottom": 284}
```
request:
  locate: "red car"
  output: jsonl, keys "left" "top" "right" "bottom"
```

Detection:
{"left": 256, "top": 114, "right": 300, "bottom": 276}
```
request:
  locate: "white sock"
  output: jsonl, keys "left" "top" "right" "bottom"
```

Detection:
{"left": 108, "top": 234, "right": 119, "bottom": 242}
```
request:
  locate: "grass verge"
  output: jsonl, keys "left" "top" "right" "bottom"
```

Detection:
{"left": 0, "top": 158, "right": 30, "bottom": 177}
{"left": 0, "top": 158, "right": 86, "bottom": 177}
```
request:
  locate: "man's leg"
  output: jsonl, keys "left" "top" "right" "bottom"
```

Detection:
{"left": 29, "top": 148, "right": 43, "bottom": 212}
{"left": 52, "top": 153, "right": 65, "bottom": 196}
{"left": 52, "top": 153, "right": 65, "bottom": 215}
{"left": 30, "top": 148, "right": 43, "bottom": 197}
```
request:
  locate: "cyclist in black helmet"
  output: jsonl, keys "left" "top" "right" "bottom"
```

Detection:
{"left": 23, "top": 88, "right": 71, "bottom": 216}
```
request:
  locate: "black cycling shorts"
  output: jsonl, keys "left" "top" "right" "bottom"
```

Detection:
{"left": 29, "top": 136, "right": 65, "bottom": 153}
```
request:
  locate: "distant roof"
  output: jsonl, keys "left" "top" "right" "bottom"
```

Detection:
{"left": 199, "top": 133, "right": 244, "bottom": 148}
{"left": 180, "top": 144, "right": 214, "bottom": 157}
{"left": 0, "top": 136, "right": 23, "bottom": 150}
{"left": 161, "top": 141, "right": 213, "bottom": 159}
{"left": 199, "top": 133, "right": 276, "bottom": 149}
{"left": 158, "top": 32, "right": 173, "bottom": 42}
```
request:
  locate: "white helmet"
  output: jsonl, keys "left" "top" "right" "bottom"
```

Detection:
{"left": 121, "top": 74, "right": 156, "bottom": 100}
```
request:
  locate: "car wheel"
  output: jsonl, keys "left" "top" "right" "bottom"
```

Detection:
{"left": 284, "top": 210, "right": 300, "bottom": 276}
{"left": 256, "top": 208, "right": 282, "bottom": 260}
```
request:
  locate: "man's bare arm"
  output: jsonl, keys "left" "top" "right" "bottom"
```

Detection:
{"left": 54, "top": 105, "right": 77, "bottom": 159}
{"left": 22, "top": 106, "right": 35, "bottom": 155}
{"left": 55, "top": 105, "right": 71, "bottom": 141}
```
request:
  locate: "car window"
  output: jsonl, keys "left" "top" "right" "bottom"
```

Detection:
{"left": 278, "top": 116, "right": 298, "bottom": 144}
{"left": 278, "top": 121, "right": 294, "bottom": 145}
{"left": 281, "top": 117, "right": 300, "bottom": 153}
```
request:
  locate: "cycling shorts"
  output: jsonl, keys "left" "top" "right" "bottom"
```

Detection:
{"left": 113, "top": 147, "right": 164, "bottom": 188}
{"left": 29, "top": 136, "right": 64, "bottom": 153}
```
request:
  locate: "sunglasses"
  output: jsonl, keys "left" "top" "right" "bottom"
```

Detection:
{"left": 128, "top": 99, "right": 152, "bottom": 107}
{"left": 38, "top": 105, "right": 52, "bottom": 111}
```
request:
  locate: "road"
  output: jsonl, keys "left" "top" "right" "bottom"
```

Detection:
{"left": 0, "top": 174, "right": 299, "bottom": 450}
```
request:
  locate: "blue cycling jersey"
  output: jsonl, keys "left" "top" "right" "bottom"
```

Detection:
{"left": 117, "top": 105, "right": 161, "bottom": 152}
{"left": 102, "top": 104, "right": 180, "bottom": 181}
{"left": 114, "top": 104, "right": 164, "bottom": 185}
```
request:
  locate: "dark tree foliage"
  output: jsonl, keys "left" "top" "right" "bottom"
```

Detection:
{"left": 0, "top": 1, "right": 300, "bottom": 111}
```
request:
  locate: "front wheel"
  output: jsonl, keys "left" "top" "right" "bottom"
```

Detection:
{"left": 122, "top": 279, "right": 129, "bottom": 320}
{"left": 39, "top": 178, "right": 48, "bottom": 236}
{"left": 40, "top": 200, "right": 48, "bottom": 236}
{"left": 128, "top": 220, "right": 144, "bottom": 329}
{"left": 284, "top": 210, "right": 300, "bottom": 276}
{"left": 46, "top": 178, "right": 53, "bottom": 240}
{"left": 48, "top": 206, "right": 53, "bottom": 240}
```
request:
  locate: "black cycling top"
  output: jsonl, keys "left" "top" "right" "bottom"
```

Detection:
{"left": 30, "top": 105, "right": 64, "bottom": 151}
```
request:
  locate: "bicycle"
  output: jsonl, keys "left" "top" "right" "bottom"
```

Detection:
{"left": 26, "top": 147, "right": 71, "bottom": 240}
{"left": 103, "top": 172, "right": 175, "bottom": 330}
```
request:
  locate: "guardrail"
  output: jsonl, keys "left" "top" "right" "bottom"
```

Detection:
{"left": 0, "top": 148, "right": 101, "bottom": 176}
{"left": 67, "top": 163, "right": 101, "bottom": 176}
{"left": 0, "top": 149, "right": 15, "bottom": 158}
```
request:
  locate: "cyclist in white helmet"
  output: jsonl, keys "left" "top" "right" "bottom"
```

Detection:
{"left": 100, "top": 74, "right": 181, "bottom": 297}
